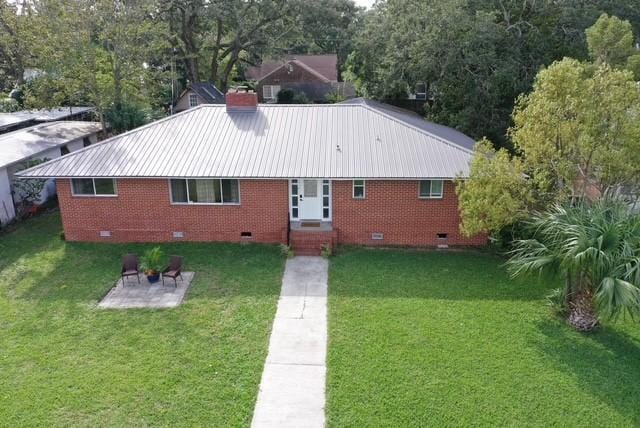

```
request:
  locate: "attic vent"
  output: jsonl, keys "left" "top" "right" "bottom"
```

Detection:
{"left": 241, "top": 231, "right": 253, "bottom": 239}
{"left": 371, "top": 232, "right": 384, "bottom": 240}
{"left": 173, "top": 231, "right": 185, "bottom": 239}
{"left": 99, "top": 230, "right": 112, "bottom": 238}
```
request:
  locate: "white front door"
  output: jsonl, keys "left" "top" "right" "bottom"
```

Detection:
{"left": 298, "top": 179, "right": 323, "bottom": 220}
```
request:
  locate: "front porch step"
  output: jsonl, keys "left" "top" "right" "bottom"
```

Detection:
{"left": 290, "top": 229, "right": 337, "bottom": 256}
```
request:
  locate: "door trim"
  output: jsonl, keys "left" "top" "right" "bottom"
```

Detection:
{"left": 289, "top": 179, "right": 331, "bottom": 221}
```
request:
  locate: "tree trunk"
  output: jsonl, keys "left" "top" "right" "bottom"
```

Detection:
{"left": 567, "top": 289, "right": 599, "bottom": 332}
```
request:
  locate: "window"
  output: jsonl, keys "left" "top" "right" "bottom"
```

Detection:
{"left": 170, "top": 179, "right": 240, "bottom": 204}
{"left": 71, "top": 178, "right": 117, "bottom": 196}
{"left": 419, "top": 180, "right": 444, "bottom": 199}
{"left": 188, "top": 93, "right": 199, "bottom": 107}
{"left": 322, "top": 180, "right": 330, "bottom": 219}
{"left": 353, "top": 180, "right": 365, "bottom": 199}
{"left": 263, "top": 85, "right": 281, "bottom": 100}
{"left": 83, "top": 137, "right": 92, "bottom": 148}
{"left": 60, "top": 145, "right": 70, "bottom": 156}
{"left": 291, "top": 179, "right": 299, "bottom": 219}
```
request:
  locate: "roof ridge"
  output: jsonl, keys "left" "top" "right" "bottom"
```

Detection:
{"left": 358, "top": 104, "right": 475, "bottom": 155}
{"left": 17, "top": 106, "right": 204, "bottom": 176}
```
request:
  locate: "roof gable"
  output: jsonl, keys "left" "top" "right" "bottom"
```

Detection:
{"left": 19, "top": 103, "right": 474, "bottom": 179}
{"left": 183, "top": 82, "right": 225, "bottom": 104}
{"left": 246, "top": 54, "right": 338, "bottom": 82}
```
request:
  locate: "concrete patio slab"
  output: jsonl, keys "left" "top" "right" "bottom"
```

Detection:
{"left": 252, "top": 256, "right": 328, "bottom": 428}
{"left": 98, "top": 272, "right": 194, "bottom": 309}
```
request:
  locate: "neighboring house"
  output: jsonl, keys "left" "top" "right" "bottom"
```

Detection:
{"left": 174, "top": 82, "right": 225, "bottom": 113}
{"left": 245, "top": 54, "right": 355, "bottom": 103}
{"left": 0, "top": 107, "right": 94, "bottom": 134}
{"left": 0, "top": 121, "right": 102, "bottom": 224}
{"left": 18, "top": 89, "right": 485, "bottom": 254}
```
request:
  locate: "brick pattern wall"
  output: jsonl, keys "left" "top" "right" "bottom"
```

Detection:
{"left": 57, "top": 179, "right": 289, "bottom": 243}
{"left": 331, "top": 180, "right": 486, "bottom": 247}
{"left": 257, "top": 64, "right": 327, "bottom": 102}
{"left": 58, "top": 178, "right": 486, "bottom": 247}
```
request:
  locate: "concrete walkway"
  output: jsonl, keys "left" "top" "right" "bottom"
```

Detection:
{"left": 252, "top": 256, "right": 328, "bottom": 428}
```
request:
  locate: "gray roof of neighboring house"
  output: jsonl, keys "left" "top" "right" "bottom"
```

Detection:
{"left": 0, "top": 121, "right": 102, "bottom": 169}
{"left": 18, "top": 103, "right": 474, "bottom": 179}
{"left": 339, "top": 98, "right": 477, "bottom": 151}
{"left": 189, "top": 83, "right": 225, "bottom": 104}
{"left": 246, "top": 54, "right": 338, "bottom": 82}
{"left": 0, "top": 107, "right": 94, "bottom": 131}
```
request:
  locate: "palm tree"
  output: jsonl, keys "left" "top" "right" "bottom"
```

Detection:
{"left": 507, "top": 198, "right": 640, "bottom": 331}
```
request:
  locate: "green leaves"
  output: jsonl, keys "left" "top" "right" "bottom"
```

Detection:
{"left": 456, "top": 139, "right": 531, "bottom": 237}
{"left": 508, "top": 199, "right": 640, "bottom": 323}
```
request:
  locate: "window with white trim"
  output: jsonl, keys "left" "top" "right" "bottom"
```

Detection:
{"left": 419, "top": 180, "right": 443, "bottom": 199}
{"left": 71, "top": 178, "right": 117, "bottom": 196}
{"left": 189, "top": 93, "right": 199, "bottom": 107}
{"left": 352, "top": 180, "right": 365, "bottom": 199}
{"left": 170, "top": 179, "right": 240, "bottom": 204}
{"left": 263, "top": 85, "right": 281, "bottom": 100}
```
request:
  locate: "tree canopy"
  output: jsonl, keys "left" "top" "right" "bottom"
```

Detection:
{"left": 457, "top": 14, "right": 640, "bottom": 238}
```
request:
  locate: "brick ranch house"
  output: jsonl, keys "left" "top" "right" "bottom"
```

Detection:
{"left": 19, "top": 90, "right": 485, "bottom": 254}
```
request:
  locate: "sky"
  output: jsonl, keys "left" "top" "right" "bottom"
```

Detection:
{"left": 354, "top": 0, "right": 376, "bottom": 9}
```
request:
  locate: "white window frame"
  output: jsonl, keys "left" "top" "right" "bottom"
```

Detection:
{"left": 188, "top": 93, "right": 199, "bottom": 107}
{"left": 169, "top": 178, "right": 241, "bottom": 205}
{"left": 419, "top": 180, "right": 444, "bottom": 199}
{"left": 71, "top": 178, "right": 118, "bottom": 197}
{"left": 352, "top": 179, "right": 366, "bottom": 199}
{"left": 263, "top": 85, "right": 281, "bottom": 100}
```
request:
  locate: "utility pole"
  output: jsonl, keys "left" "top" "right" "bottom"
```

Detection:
{"left": 170, "top": 47, "right": 177, "bottom": 115}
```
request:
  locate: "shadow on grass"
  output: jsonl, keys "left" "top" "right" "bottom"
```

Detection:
{"left": 0, "top": 212, "right": 284, "bottom": 303}
{"left": 329, "top": 246, "right": 552, "bottom": 301}
{"left": 533, "top": 320, "right": 640, "bottom": 424}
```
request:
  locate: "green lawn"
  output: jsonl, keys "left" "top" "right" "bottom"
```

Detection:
{"left": 0, "top": 212, "right": 285, "bottom": 427}
{"left": 327, "top": 248, "right": 640, "bottom": 427}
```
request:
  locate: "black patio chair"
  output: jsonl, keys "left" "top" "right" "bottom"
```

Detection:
{"left": 162, "top": 255, "right": 184, "bottom": 287}
{"left": 121, "top": 254, "right": 140, "bottom": 285}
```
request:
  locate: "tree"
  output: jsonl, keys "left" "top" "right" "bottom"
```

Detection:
{"left": 346, "top": 0, "right": 640, "bottom": 147}
{"left": 511, "top": 59, "right": 640, "bottom": 204}
{"left": 0, "top": 0, "right": 40, "bottom": 89}
{"left": 456, "top": 139, "right": 531, "bottom": 237}
{"left": 458, "top": 52, "right": 640, "bottom": 237}
{"left": 507, "top": 199, "right": 640, "bottom": 331}
{"left": 586, "top": 13, "right": 637, "bottom": 66}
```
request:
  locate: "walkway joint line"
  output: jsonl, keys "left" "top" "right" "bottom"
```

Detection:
{"left": 251, "top": 256, "right": 328, "bottom": 428}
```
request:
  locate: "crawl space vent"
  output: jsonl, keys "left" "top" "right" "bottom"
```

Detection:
{"left": 371, "top": 232, "right": 384, "bottom": 240}
{"left": 99, "top": 230, "right": 112, "bottom": 238}
{"left": 173, "top": 231, "right": 185, "bottom": 239}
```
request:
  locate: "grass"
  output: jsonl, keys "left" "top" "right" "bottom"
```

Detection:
{"left": 327, "top": 247, "right": 640, "bottom": 427}
{"left": 0, "top": 212, "right": 285, "bottom": 427}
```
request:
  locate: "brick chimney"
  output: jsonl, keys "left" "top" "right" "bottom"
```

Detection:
{"left": 226, "top": 86, "right": 258, "bottom": 112}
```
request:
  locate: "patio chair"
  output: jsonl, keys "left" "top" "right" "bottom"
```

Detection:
{"left": 162, "top": 255, "right": 184, "bottom": 287}
{"left": 121, "top": 254, "right": 140, "bottom": 285}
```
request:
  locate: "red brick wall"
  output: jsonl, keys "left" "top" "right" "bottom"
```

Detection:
{"left": 257, "top": 64, "right": 327, "bottom": 102}
{"left": 332, "top": 180, "right": 486, "bottom": 247}
{"left": 57, "top": 179, "right": 289, "bottom": 243}
{"left": 58, "top": 178, "right": 486, "bottom": 247}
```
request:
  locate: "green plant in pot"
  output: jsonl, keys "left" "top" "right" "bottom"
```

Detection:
{"left": 140, "top": 247, "right": 164, "bottom": 283}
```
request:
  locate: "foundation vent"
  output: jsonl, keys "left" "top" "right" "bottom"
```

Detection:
{"left": 371, "top": 232, "right": 384, "bottom": 240}
{"left": 99, "top": 230, "right": 112, "bottom": 238}
{"left": 173, "top": 231, "right": 185, "bottom": 239}
{"left": 241, "top": 231, "right": 253, "bottom": 239}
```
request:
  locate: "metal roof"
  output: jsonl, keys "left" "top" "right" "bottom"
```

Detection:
{"left": 18, "top": 103, "right": 475, "bottom": 179}
{"left": 339, "top": 98, "right": 477, "bottom": 151}
{"left": 0, "top": 107, "right": 94, "bottom": 131}
{"left": 0, "top": 121, "right": 102, "bottom": 169}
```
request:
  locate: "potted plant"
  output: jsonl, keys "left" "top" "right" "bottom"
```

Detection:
{"left": 140, "top": 246, "right": 164, "bottom": 283}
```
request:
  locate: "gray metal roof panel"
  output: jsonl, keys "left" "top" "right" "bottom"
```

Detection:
{"left": 0, "top": 121, "right": 102, "bottom": 169}
{"left": 19, "top": 104, "right": 473, "bottom": 179}
{"left": 0, "top": 107, "right": 94, "bottom": 130}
